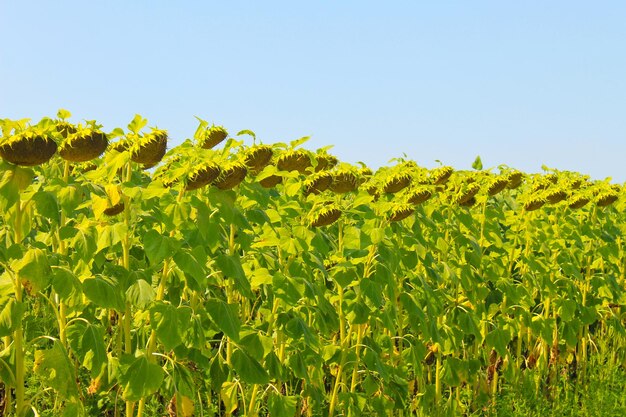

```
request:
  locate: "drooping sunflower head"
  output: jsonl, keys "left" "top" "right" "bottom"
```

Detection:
{"left": 506, "top": 170, "right": 524, "bottom": 189}
{"left": 303, "top": 171, "right": 333, "bottom": 196}
{"left": 185, "top": 162, "right": 221, "bottom": 191}
{"left": 130, "top": 129, "right": 168, "bottom": 166}
{"left": 389, "top": 204, "right": 415, "bottom": 222}
{"left": 58, "top": 122, "right": 109, "bottom": 163}
{"left": 329, "top": 168, "right": 359, "bottom": 194}
{"left": 523, "top": 195, "right": 545, "bottom": 211}
{"left": 276, "top": 149, "right": 312, "bottom": 173}
{"left": 259, "top": 174, "right": 283, "bottom": 188}
{"left": 596, "top": 191, "right": 619, "bottom": 207}
{"left": 244, "top": 145, "right": 274, "bottom": 172}
{"left": 308, "top": 202, "right": 342, "bottom": 227}
{"left": 455, "top": 182, "right": 481, "bottom": 205}
{"left": 383, "top": 172, "right": 412, "bottom": 194}
{"left": 487, "top": 176, "right": 509, "bottom": 196}
{"left": 430, "top": 166, "right": 454, "bottom": 185}
{"left": 198, "top": 125, "right": 228, "bottom": 149}
{"left": 406, "top": 187, "right": 432, "bottom": 205}
{"left": 0, "top": 116, "right": 63, "bottom": 168}
{"left": 544, "top": 188, "right": 568, "bottom": 205}
{"left": 314, "top": 153, "right": 339, "bottom": 172}
{"left": 568, "top": 195, "right": 590, "bottom": 210}
{"left": 214, "top": 161, "right": 248, "bottom": 190}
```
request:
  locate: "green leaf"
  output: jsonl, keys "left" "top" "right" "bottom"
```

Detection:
{"left": 143, "top": 230, "right": 173, "bottom": 266}
{"left": 238, "top": 332, "right": 274, "bottom": 361}
{"left": 173, "top": 362, "right": 196, "bottom": 398}
{"left": 96, "top": 223, "right": 127, "bottom": 254}
{"left": 236, "top": 129, "right": 256, "bottom": 140}
{"left": 57, "top": 109, "right": 72, "bottom": 120}
{"left": 485, "top": 328, "right": 511, "bottom": 357}
{"left": 120, "top": 356, "right": 164, "bottom": 402}
{"left": 52, "top": 267, "right": 82, "bottom": 302}
{"left": 231, "top": 348, "right": 269, "bottom": 384}
{"left": 127, "top": 114, "right": 148, "bottom": 134}
{"left": 205, "top": 298, "right": 240, "bottom": 342}
{"left": 34, "top": 341, "right": 78, "bottom": 400}
{"left": 14, "top": 248, "right": 51, "bottom": 292}
{"left": 268, "top": 392, "right": 298, "bottom": 417}
{"left": 32, "top": 191, "right": 60, "bottom": 223}
{"left": 126, "top": 279, "right": 156, "bottom": 309}
{"left": 0, "top": 356, "right": 15, "bottom": 386}
{"left": 149, "top": 302, "right": 192, "bottom": 350}
{"left": 83, "top": 277, "right": 124, "bottom": 311}
{"left": 209, "top": 355, "right": 228, "bottom": 391}
{"left": 283, "top": 317, "right": 318, "bottom": 348}
{"left": 71, "top": 225, "right": 97, "bottom": 262}
{"left": 66, "top": 322, "right": 107, "bottom": 378}
{"left": 472, "top": 155, "right": 483, "bottom": 170}
{"left": 289, "top": 136, "right": 310, "bottom": 148}
{"left": 0, "top": 299, "right": 24, "bottom": 337}
{"left": 173, "top": 249, "right": 207, "bottom": 291}
{"left": 220, "top": 381, "right": 239, "bottom": 414}
{"left": 57, "top": 185, "right": 83, "bottom": 216}
{"left": 215, "top": 254, "right": 252, "bottom": 299}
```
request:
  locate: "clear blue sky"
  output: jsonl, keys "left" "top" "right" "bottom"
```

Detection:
{"left": 1, "top": 1, "right": 625, "bottom": 182}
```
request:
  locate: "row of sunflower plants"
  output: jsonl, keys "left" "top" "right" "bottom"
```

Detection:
{"left": 0, "top": 110, "right": 624, "bottom": 416}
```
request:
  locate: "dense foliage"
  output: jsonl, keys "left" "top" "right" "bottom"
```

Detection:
{"left": 0, "top": 111, "right": 624, "bottom": 416}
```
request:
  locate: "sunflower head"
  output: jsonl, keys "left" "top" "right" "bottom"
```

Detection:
{"left": 277, "top": 150, "right": 312, "bottom": 173}
{"left": 315, "top": 154, "right": 339, "bottom": 171}
{"left": 487, "top": 176, "right": 509, "bottom": 196}
{"left": 569, "top": 195, "right": 590, "bottom": 210}
{"left": 0, "top": 128, "right": 58, "bottom": 166}
{"left": 308, "top": 203, "right": 342, "bottom": 227}
{"left": 430, "top": 166, "right": 454, "bottom": 185}
{"left": 407, "top": 187, "right": 432, "bottom": 205}
{"left": 199, "top": 125, "right": 228, "bottom": 149}
{"left": 303, "top": 171, "right": 333, "bottom": 196}
{"left": 524, "top": 196, "right": 545, "bottom": 211}
{"left": 329, "top": 170, "right": 359, "bottom": 194}
{"left": 545, "top": 188, "right": 568, "bottom": 205}
{"left": 596, "top": 190, "right": 619, "bottom": 207}
{"left": 389, "top": 204, "right": 415, "bottom": 222}
{"left": 59, "top": 124, "right": 109, "bottom": 162}
{"left": 383, "top": 172, "right": 412, "bottom": 193}
{"left": 259, "top": 174, "right": 283, "bottom": 188}
{"left": 456, "top": 182, "right": 481, "bottom": 205}
{"left": 506, "top": 171, "right": 524, "bottom": 189}
{"left": 244, "top": 145, "right": 274, "bottom": 172}
{"left": 130, "top": 129, "right": 168, "bottom": 166}
{"left": 185, "top": 163, "right": 221, "bottom": 191}
{"left": 214, "top": 162, "right": 248, "bottom": 190}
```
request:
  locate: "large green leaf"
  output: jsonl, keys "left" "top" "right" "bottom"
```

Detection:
{"left": 205, "top": 298, "right": 240, "bottom": 342}
{"left": 0, "top": 298, "right": 24, "bottom": 337}
{"left": 149, "top": 302, "right": 192, "bottom": 350}
{"left": 82, "top": 276, "right": 124, "bottom": 311}
{"left": 34, "top": 341, "right": 78, "bottom": 400}
{"left": 231, "top": 348, "right": 269, "bottom": 384}
{"left": 51, "top": 266, "right": 82, "bottom": 303}
{"left": 173, "top": 248, "right": 207, "bottom": 291}
{"left": 32, "top": 190, "right": 60, "bottom": 223}
{"left": 120, "top": 356, "right": 164, "bottom": 402}
{"left": 143, "top": 229, "right": 174, "bottom": 266}
{"left": 126, "top": 279, "right": 155, "bottom": 309}
{"left": 268, "top": 392, "right": 298, "bottom": 417}
{"left": 215, "top": 254, "right": 252, "bottom": 298}
{"left": 14, "top": 247, "right": 51, "bottom": 292}
{"left": 66, "top": 322, "right": 107, "bottom": 377}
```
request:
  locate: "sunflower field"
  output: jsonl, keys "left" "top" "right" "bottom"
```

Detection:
{"left": 0, "top": 111, "right": 624, "bottom": 416}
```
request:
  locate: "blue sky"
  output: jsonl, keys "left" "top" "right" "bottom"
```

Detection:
{"left": 1, "top": 1, "right": 625, "bottom": 181}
